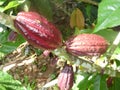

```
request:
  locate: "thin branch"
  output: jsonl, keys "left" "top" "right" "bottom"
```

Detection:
{"left": 79, "top": 0, "right": 98, "bottom": 6}
{"left": 1, "top": 54, "right": 36, "bottom": 72}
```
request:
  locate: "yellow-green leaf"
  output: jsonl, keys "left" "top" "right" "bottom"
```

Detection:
{"left": 70, "top": 8, "right": 85, "bottom": 30}
{"left": 70, "top": 9, "right": 76, "bottom": 29}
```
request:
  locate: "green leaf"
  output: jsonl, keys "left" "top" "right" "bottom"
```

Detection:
{"left": 72, "top": 73, "right": 89, "bottom": 90}
{"left": 90, "top": 74, "right": 108, "bottom": 90}
{"left": 114, "top": 46, "right": 120, "bottom": 54}
{"left": 95, "top": 29, "right": 118, "bottom": 43}
{"left": 0, "top": 7, "right": 4, "bottom": 12}
{"left": 30, "top": 0, "right": 53, "bottom": 20}
{"left": 0, "top": 85, "right": 6, "bottom": 90}
{"left": 3, "top": 1, "right": 20, "bottom": 11}
{"left": 115, "top": 59, "right": 120, "bottom": 66}
{"left": 0, "top": 71, "right": 27, "bottom": 90}
{"left": 94, "top": 0, "right": 120, "bottom": 32}
{"left": 0, "top": 29, "right": 25, "bottom": 58}
{"left": 0, "top": 37, "right": 25, "bottom": 54}
{"left": 74, "top": 28, "right": 93, "bottom": 35}
{"left": 73, "top": 73, "right": 108, "bottom": 90}
{"left": 77, "top": 74, "right": 90, "bottom": 90}
{"left": 0, "top": 0, "right": 6, "bottom": 6}
{"left": 73, "top": 73, "right": 96, "bottom": 90}
{"left": 0, "top": 42, "right": 18, "bottom": 54}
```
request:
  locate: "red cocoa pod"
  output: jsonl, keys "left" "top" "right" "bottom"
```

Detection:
{"left": 58, "top": 64, "right": 74, "bottom": 90}
{"left": 65, "top": 34, "right": 108, "bottom": 56}
{"left": 14, "top": 12, "right": 62, "bottom": 50}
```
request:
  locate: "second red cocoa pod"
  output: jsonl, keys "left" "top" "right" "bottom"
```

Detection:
{"left": 14, "top": 12, "right": 62, "bottom": 50}
{"left": 65, "top": 34, "right": 108, "bottom": 56}
{"left": 57, "top": 64, "right": 74, "bottom": 90}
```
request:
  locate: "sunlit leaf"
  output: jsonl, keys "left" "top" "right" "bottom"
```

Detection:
{"left": 0, "top": 71, "right": 27, "bottom": 90}
{"left": 114, "top": 46, "right": 120, "bottom": 55}
{"left": 0, "top": 0, "right": 6, "bottom": 6}
{"left": 75, "top": 73, "right": 96, "bottom": 90}
{"left": 0, "top": 85, "right": 6, "bottom": 90}
{"left": 94, "top": 0, "right": 120, "bottom": 32}
{"left": 0, "top": 7, "right": 4, "bottom": 12}
{"left": 72, "top": 73, "right": 90, "bottom": 90}
{"left": 3, "top": 1, "right": 20, "bottom": 11}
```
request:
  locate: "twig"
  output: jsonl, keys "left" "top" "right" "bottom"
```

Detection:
{"left": 78, "top": 0, "right": 98, "bottom": 6}
{"left": 42, "top": 79, "right": 58, "bottom": 89}
{"left": 1, "top": 54, "right": 36, "bottom": 72}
